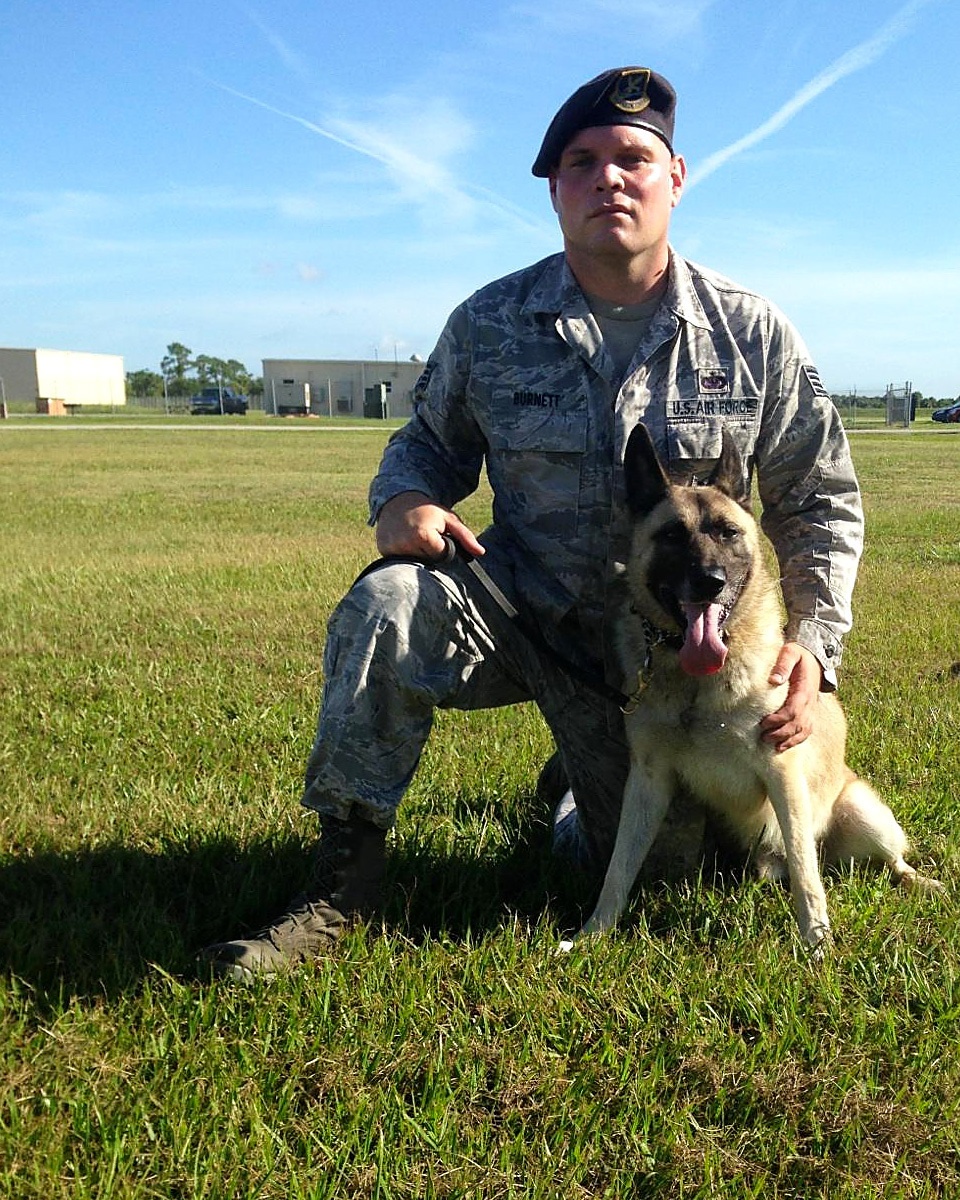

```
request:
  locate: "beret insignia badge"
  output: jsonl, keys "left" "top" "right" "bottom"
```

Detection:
{"left": 608, "top": 68, "right": 652, "bottom": 114}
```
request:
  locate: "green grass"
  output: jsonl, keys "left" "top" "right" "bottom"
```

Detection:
{"left": 0, "top": 422, "right": 959, "bottom": 1197}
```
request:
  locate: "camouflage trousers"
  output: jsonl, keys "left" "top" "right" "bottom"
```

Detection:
{"left": 301, "top": 556, "right": 704, "bottom": 876}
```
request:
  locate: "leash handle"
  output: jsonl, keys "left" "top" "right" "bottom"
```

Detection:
{"left": 351, "top": 531, "right": 461, "bottom": 590}
{"left": 437, "top": 535, "right": 629, "bottom": 707}
{"left": 437, "top": 533, "right": 459, "bottom": 564}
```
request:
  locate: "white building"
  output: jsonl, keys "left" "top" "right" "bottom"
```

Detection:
{"left": 262, "top": 357, "right": 424, "bottom": 419}
{"left": 0, "top": 347, "right": 126, "bottom": 412}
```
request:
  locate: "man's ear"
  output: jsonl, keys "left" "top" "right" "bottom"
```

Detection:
{"left": 548, "top": 173, "right": 559, "bottom": 213}
{"left": 670, "top": 154, "right": 686, "bottom": 208}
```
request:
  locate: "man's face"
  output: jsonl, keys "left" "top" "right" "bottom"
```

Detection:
{"left": 549, "top": 124, "right": 685, "bottom": 271}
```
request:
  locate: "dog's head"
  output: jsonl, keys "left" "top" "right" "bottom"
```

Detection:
{"left": 622, "top": 423, "right": 758, "bottom": 676}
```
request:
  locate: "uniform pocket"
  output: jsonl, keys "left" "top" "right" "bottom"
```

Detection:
{"left": 665, "top": 400, "right": 760, "bottom": 478}
{"left": 487, "top": 410, "right": 588, "bottom": 540}
{"left": 488, "top": 409, "right": 588, "bottom": 454}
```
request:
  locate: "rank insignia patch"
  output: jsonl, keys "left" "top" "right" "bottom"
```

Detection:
{"left": 697, "top": 368, "right": 731, "bottom": 396}
{"left": 802, "top": 365, "right": 829, "bottom": 398}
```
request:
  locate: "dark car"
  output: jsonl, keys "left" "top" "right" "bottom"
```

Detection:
{"left": 190, "top": 386, "right": 248, "bottom": 415}
{"left": 932, "top": 400, "right": 960, "bottom": 423}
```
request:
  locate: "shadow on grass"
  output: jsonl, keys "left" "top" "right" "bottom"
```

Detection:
{"left": 0, "top": 811, "right": 601, "bottom": 1007}
{"left": 0, "top": 799, "right": 750, "bottom": 1008}
{"left": 384, "top": 826, "right": 598, "bottom": 945}
{"left": 0, "top": 834, "right": 303, "bottom": 1005}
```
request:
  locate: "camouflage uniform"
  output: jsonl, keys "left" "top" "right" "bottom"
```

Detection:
{"left": 301, "top": 248, "right": 863, "bottom": 870}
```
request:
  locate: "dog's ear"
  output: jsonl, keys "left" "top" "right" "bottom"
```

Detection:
{"left": 708, "top": 428, "right": 750, "bottom": 508}
{"left": 623, "top": 423, "right": 670, "bottom": 514}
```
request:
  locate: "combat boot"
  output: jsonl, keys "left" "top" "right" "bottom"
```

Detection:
{"left": 199, "top": 810, "right": 387, "bottom": 983}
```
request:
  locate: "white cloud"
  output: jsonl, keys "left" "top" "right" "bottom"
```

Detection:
{"left": 205, "top": 78, "right": 553, "bottom": 238}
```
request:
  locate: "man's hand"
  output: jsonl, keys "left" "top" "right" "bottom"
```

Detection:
{"left": 759, "top": 642, "right": 823, "bottom": 753}
{"left": 375, "top": 491, "right": 484, "bottom": 560}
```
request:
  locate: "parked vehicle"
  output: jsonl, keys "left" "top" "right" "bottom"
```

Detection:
{"left": 932, "top": 400, "right": 960, "bottom": 423}
{"left": 189, "top": 386, "right": 248, "bottom": 415}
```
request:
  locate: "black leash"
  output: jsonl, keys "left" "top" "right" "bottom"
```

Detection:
{"left": 352, "top": 536, "right": 634, "bottom": 710}
{"left": 351, "top": 533, "right": 459, "bottom": 588}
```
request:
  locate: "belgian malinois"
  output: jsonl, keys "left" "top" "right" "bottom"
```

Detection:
{"left": 564, "top": 423, "right": 940, "bottom": 953}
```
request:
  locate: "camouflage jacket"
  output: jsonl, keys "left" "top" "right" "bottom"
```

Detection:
{"left": 369, "top": 249, "right": 863, "bottom": 687}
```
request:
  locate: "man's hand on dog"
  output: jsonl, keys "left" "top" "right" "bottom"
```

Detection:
{"left": 761, "top": 642, "right": 823, "bottom": 752}
{"left": 376, "top": 491, "right": 485, "bottom": 561}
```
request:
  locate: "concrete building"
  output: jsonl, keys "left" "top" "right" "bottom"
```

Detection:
{"left": 0, "top": 347, "right": 126, "bottom": 413}
{"left": 262, "top": 357, "right": 424, "bottom": 419}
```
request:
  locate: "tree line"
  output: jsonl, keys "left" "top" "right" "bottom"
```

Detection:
{"left": 833, "top": 391, "right": 952, "bottom": 410}
{"left": 125, "top": 343, "right": 264, "bottom": 399}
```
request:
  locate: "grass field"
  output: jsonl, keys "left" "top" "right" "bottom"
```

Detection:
{"left": 1, "top": 420, "right": 958, "bottom": 1198}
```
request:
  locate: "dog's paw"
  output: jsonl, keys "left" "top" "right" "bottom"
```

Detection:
{"left": 557, "top": 938, "right": 575, "bottom": 955}
{"left": 896, "top": 866, "right": 946, "bottom": 896}
{"left": 808, "top": 926, "right": 833, "bottom": 964}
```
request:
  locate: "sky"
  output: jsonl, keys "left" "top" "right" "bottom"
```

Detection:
{"left": 2, "top": 0, "right": 958, "bottom": 398}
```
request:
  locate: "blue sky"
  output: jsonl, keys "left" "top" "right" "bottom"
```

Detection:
{"left": 2, "top": 0, "right": 958, "bottom": 397}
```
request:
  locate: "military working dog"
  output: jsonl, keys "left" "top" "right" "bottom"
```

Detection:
{"left": 564, "top": 423, "right": 940, "bottom": 953}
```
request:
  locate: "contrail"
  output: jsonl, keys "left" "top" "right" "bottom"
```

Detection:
{"left": 240, "top": 5, "right": 315, "bottom": 90}
{"left": 206, "top": 80, "right": 398, "bottom": 169}
{"left": 687, "top": 0, "right": 934, "bottom": 187}
{"left": 207, "top": 78, "right": 553, "bottom": 236}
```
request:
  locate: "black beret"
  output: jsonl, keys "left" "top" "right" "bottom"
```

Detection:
{"left": 531, "top": 67, "right": 677, "bottom": 177}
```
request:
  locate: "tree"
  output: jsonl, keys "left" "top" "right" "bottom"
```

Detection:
{"left": 126, "top": 369, "right": 164, "bottom": 398}
{"left": 160, "top": 343, "right": 193, "bottom": 397}
{"left": 193, "top": 355, "right": 227, "bottom": 387}
{"left": 192, "top": 355, "right": 254, "bottom": 393}
{"left": 156, "top": 344, "right": 258, "bottom": 399}
{"left": 224, "top": 359, "right": 254, "bottom": 393}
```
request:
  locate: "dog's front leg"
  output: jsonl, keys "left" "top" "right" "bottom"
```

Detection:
{"left": 764, "top": 759, "right": 832, "bottom": 952}
{"left": 562, "top": 754, "right": 673, "bottom": 948}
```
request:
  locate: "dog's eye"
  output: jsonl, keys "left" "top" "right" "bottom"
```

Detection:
{"left": 713, "top": 523, "right": 741, "bottom": 543}
{"left": 656, "top": 523, "right": 686, "bottom": 545}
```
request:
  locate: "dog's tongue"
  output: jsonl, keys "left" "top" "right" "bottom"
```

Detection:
{"left": 679, "top": 603, "right": 727, "bottom": 676}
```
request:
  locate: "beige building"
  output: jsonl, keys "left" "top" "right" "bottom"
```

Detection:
{"left": 0, "top": 347, "right": 125, "bottom": 412}
{"left": 262, "top": 357, "right": 424, "bottom": 419}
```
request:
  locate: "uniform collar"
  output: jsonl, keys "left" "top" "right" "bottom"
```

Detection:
{"left": 520, "top": 254, "right": 589, "bottom": 319}
{"left": 664, "top": 250, "right": 712, "bottom": 332}
{"left": 522, "top": 247, "right": 712, "bottom": 332}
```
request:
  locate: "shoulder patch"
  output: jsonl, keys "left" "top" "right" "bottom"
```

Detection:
{"left": 414, "top": 362, "right": 436, "bottom": 394}
{"left": 802, "top": 365, "right": 829, "bottom": 399}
